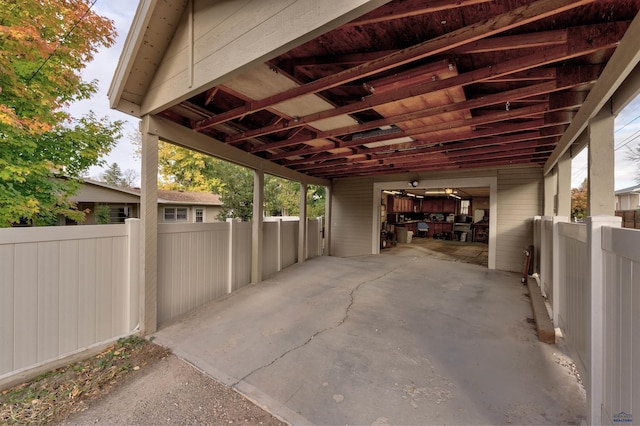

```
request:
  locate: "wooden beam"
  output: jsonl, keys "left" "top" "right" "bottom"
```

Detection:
{"left": 193, "top": 0, "right": 595, "bottom": 132}
{"left": 345, "top": 0, "right": 493, "bottom": 26}
{"left": 250, "top": 83, "right": 551, "bottom": 152}
{"left": 449, "top": 29, "right": 567, "bottom": 54}
{"left": 294, "top": 138, "right": 557, "bottom": 172}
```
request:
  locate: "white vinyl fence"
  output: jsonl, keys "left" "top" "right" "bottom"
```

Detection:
{"left": 1, "top": 217, "right": 323, "bottom": 385}
{"left": 0, "top": 220, "right": 140, "bottom": 379}
{"left": 601, "top": 226, "right": 640, "bottom": 425}
{"left": 536, "top": 215, "right": 639, "bottom": 425}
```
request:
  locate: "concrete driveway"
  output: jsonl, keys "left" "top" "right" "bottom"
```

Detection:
{"left": 154, "top": 246, "right": 585, "bottom": 425}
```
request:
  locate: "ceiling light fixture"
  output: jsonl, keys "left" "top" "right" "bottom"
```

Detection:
{"left": 409, "top": 180, "right": 419, "bottom": 187}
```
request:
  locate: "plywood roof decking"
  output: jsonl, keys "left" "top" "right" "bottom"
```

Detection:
{"left": 154, "top": 0, "right": 640, "bottom": 179}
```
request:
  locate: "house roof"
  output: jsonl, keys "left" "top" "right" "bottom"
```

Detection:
{"left": 76, "top": 180, "right": 222, "bottom": 206}
{"left": 157, "top": 190, "right": 222, "bottom": 206}
{"left": 110, "top": 0, "right": 640, "bottom": 180}
{"left": 615, "top": 184, "right": 640, "bottom": 195}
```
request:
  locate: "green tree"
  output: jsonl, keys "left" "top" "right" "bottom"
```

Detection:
{"left": 0, "top": 0, "right": 122, "bottom": 226}
{"left": 100, "top": 162, "right": 126, "bottom": 187}
{"left": 571, "top": 178, "right": 588, "bottom": 221}
{"left": 156, "top": 142, "right": 326, "bottom": 221}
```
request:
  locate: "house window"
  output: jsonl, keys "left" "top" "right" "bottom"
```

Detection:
{"left": 460, "top": 200, "right": 470, "bottom": 215}
{"left": 164, "top": 207, "right": 188, "bottom": 222}
{"left": 195, "top": 208, "right": 204, "bottom": 223}
{"left": 109, "top": 207, "right": 127, "bottom": 224}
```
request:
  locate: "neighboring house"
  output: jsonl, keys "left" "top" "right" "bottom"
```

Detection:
{"left": 157, "top": 189, "right": 223, "bottom": 223}
{"left": 615, "top": 184, "right": 640, "bottom": 210}
{"left": 69, "top": 180, "right": 223, "bottom": 224}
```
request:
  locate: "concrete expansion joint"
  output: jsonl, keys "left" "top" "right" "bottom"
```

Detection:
{"left": 230, "top": 264, "right": 406, "bottom": 389}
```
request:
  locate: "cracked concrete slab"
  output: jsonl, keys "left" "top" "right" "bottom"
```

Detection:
{"left": 153, "top": 251, "right": 585, "bottom": 425}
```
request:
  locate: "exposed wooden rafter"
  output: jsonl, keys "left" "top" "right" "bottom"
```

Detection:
{"left": 193, "top": 0, "right": 595, "bottom": 132}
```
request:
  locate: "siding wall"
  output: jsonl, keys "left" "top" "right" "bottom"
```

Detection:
{"left": 330, "top": 178, "right": 375, "bottom": 257}
{"left": 496, "top": 167, "right": 543, "bottom": 272}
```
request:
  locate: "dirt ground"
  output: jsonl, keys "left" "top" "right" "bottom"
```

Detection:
{"left": 0, "top": 337, "right": 285, "bottom": 425}
{"left": 62, "top": 354, "right": 286, "bottom": 425}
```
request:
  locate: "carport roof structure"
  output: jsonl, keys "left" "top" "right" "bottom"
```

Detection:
{"left": 111, "top": 0, "right": 640, "bottom": 181}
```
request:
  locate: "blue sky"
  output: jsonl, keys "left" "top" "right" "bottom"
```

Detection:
{"left": 74, "top": 1, "right": 640, "bottom": 190}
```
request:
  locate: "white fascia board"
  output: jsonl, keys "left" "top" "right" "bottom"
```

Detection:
{"left": 108, "top": 0, "right": 160, "bottom": 111}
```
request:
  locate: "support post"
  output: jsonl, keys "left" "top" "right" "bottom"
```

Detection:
{"left": 544, "top": 169, "right": 557, "bottom": 216}
{"left": 298, "top": 182, "right": 308, "bottom": 263}
{"left": 588, "top": 105, "right": 615, "bottom": 216}
{"left": 551, "top": 216, "right": 569, "bottom": 326}
{"left": 557, "top": 151, "right": 572, "bottom": 218}
{"left": 227, "top": 218, "right": 235, "bottom": 293}
{"left": 277, "top": 218, "right": 282, "bottom": 272}
{"left": 586, "top": 215, "right": 621, "bottom": 425}
{"left": 125, "top": 218, "right": 140, "bottom": 332}
{"left": 252, "top": 169, "right": 264, "bottom": 284}
{"left": 139, "top": 121, "right": 158, "bottom": 334}
{"left": 324, "top": 184, "right": 332, "bottom": 256}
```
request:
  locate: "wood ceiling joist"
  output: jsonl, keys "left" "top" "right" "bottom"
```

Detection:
{"left": 292, "top": 138, "right": 558, "bottom": 173}
{"left": 267, "top": 116, "right": 568, "bottom": 162}
{"left": 345, "top": 0, "right": 493, "bottom": 27}
{"left": 228, "top": 22, "right": 623, "bottom": 146}
{"left": 286, "top": 133, "right": 561, "bottom": 169}
{"left": 193, "top": 0, "right": 594, "bottom": 132}
{"left": 312, "top": 149, "right": 551, "bottom": 177}
{"left": 449, "top": 29, "right": 567, "bottom": 54}
{"left": 250, "top": 67, "right": 596, "bottom": 154}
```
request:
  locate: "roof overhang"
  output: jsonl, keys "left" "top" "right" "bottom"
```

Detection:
{"left": 111, "top": 0, "right": 640, "bottom": 181}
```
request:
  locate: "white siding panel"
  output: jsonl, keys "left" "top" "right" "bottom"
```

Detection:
{"left": 13, "top": 243, "right": 38, "bottom": 370}
{"left": 77, "top": 239, "right": 97, "bottom": 348}
{"left": 58, "top": 240, "right": 79, "bottom": 355}
{"left": 37, "top": 242, "right": 60, "bottom": 363}
{"left": 331, "top": 178, "right": 375, "bottom": 257}
{"left": 0, "top": 245, "right": 14, "bottom": 374}
{"left": 496, "top": 167, "right": 543, "bottom": 272}
{"left": 95, "top": 238, "right": 113, "bottom": 342}
{"left": 233, "top": 222, "right": 252, "bottom": 290}
{"left": 262, "top": 221, "right": 279, "bottom": 278}
{"left": 110, "top": 236, "right": 128, "bottom": 335}
{"left": 282, "top": 221, "right": 298, "bottom": 268}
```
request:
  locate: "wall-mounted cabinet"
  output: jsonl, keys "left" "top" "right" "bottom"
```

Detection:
{"left": 420, "top": 197, "right": 457, "bottom": 213}
{"left": 387, "top": 195, "right": 416, "bottom": 213}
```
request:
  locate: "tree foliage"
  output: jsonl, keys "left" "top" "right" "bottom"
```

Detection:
{"left": 98, "top": 162, "right": 137, "bottom": 188}
{"left": 157, "top": 142, "right": 326, "bottom": 221}
{"left": 571, "top": 178, "right": 588, "bottom": 221}
{"left": 0, "top": 0, "right": 122, "bottom": 226}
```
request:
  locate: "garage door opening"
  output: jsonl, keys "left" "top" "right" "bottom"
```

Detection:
{"left": 378, "top": 185, "right": 491, "bottom": 267}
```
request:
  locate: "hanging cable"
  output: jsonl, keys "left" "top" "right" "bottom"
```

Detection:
{"left": 26, "top": 0, "right": 99, "bottom": 83}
